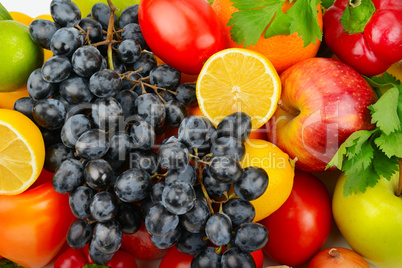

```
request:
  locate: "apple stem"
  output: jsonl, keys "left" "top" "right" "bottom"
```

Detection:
{"left": 328, "top": 248, "right": 341, "bottom": 258}
{"left": 397, "top": 158, "right": 402, "bottom": 197}
{"left": 277, "top": 100, "right": 299, "bottom": 116}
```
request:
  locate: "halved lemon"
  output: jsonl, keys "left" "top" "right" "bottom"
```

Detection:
{"left": 196, "top": 48, "right": 281, "bottom": 129}
{"left": 0, "top": 109, "right": 45, "bottom": 195}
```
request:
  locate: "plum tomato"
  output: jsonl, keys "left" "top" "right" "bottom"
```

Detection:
{"left": 259, "top": 170, "right": 332, "bottom": 266}
{"left": 138, "top": 0, "right": 226, "bottom": 75}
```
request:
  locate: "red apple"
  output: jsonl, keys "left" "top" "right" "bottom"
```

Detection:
{"left": 266, "top": 58, "right": 377, "bottom": 172}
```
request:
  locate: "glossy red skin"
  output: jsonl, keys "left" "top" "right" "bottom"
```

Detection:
{"left": 138, "top": 0, "right": 226, "bottom": 75}
{"left": 260, "top": 170, "right": 332, "bottom": 267}
{"left": 0, "top": 179, "right": 76, "bottom": 268}
{"left": 324, "top": 0, "right": 402, "bottom": 76}
{"left": 55, "top": 245, "right": 138, "bottom": 268}
{"left": 120, "top": 222, "right": 168, "bottom": 260}
{"left": 266, "top": 58, "right": 377, "bottom": 172}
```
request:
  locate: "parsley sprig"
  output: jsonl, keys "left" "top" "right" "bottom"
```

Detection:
{"left": 326, "top": 72, "right": 402, "bottom": 197}
{"left": 227, "top": 0, "right": 322, "bottom": 47}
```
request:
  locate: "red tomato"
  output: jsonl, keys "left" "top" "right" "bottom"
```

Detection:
{"left": 260, "top": 170, "right": 332, "bottom": 266}
{"left": 251, "top": 249, "right": 264, "bottom": 268}
{"left": 138, "top": 0, "right": 226, "bottom": 74}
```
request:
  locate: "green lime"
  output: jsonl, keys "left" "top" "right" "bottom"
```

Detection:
{"left": 0, "top": 20, "right": 44, "bottom": 92}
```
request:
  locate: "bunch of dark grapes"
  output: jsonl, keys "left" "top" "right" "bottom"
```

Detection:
{"left": 14, "top": 0, "right": 269, "bottom": 266}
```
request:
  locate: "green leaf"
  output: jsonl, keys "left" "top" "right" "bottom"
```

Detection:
{"left": 207, "top": 0, "right": 214, "bottom": 5}
{"left": 326, "top": 130, "right": 372, "bottom": 170}
{"left": 0, "top": 3, "right": 13, "bottom": 21}
{"left": 287, "top": 0, "right": 322, "bottom": 46}
{"left": 372, "top": 146, "right": 399, "bottom": 180}
{"left": 264, "top": 7, "right": 292, "bottom": 38}
{"left": 321, "top": 0, "right": 335, "bottom": 9}
{"left": 0, "top": 259, "right": 20, "bottom": 268}
{"left": 345, "top": 129, "right": 376, "bottom": 159}
{"left": 343, "top": 140, "right": 374, "bottom": 174}
{"left": 369, "top": 87, "right": 400, "bottom": 135}
{"left": 340, "top": 0, "right": 376, "bottom": 34}
{"left": 364, "top": 72, "right": 400, "bottom": 89}
{"left": 343, "top": 162, "right": 379, "bottom": 197}
{"left": 375, "top": 132, "right": 402, "bottom": 158}
{"left": 228, "top": 0, "right": 285, "bottom": 47}
{"left": 83, "top": 264, "right": 109, "bottom": 268}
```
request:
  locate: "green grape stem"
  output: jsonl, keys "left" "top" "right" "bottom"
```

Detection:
{"left": 106, "top": 0, "right": 117, "bottom": 70}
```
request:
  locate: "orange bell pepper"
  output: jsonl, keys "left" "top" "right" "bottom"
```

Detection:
{"left": 0, "top": 170, "right": 76, "bottom": 268}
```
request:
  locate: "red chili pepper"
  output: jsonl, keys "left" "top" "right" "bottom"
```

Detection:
{"left": 324, "top": 0, "right": 402, "bottom": 76}
{"left": 54, "top": 245, "right": 138, "bottom": 268}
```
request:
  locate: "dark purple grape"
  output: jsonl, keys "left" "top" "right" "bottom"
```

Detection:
{"left": 150, "top": 182, "right": 165, "bottom": 204}
{"left": 91, "top": 3, "right": 115, "bottom": 30}
{"left": 50, "top": 27, "right": 83, "bottom": 57}
{"left": 217, "top": 112, "right": 252, "bottom": 143}
{"left": 65, "top": 103, "right": 93, "bottom": 122}
{"left": 151, "top": 225, "right": 181, "bottom": 250}
{"left": 75, "top": 129, "right": 110, "bottom": 159}
{"left": 132, "top": 51, "right": 156, "bottom": 76}
{"left": 122, "top": 23, "right": 147, "bottom": 52}
{"left": 27, "top": 68, "right": 57, "bottom": 101}
{"left": 121, "top": 72, "right": 143, "bottom": 92}
{"left": 145, "top": 203, "right": 179, "bottom": 236}
{"left": 117, "top": 39, "right": 141, "bottom": 64}
{"left": 222, "top": 199, "right": 255, "bottom": 226}
{"left": 128, "top": 149, "right": 159, "bottom": 175}
{"left": 41, "top": 55, "right": 72, "bottom": 83}
{"left": 92, "top": 97, "right": 124, "bottom": 131}
{"left": 234, "top": 167, "right": 269, "bottom": 201}
{"left": 107, "top": 131, "right": 132, "bottom": 160}
{"left": 191, "top": 247, "right": 221, "bottom": 268}
{"left": 165, "top": 100, "right": 189, "bottom": 128}
{"left": 205, "top": 212, "right": 232, "bottom": 246}
{"left": 209, "top": 155, "right": 242, "bottom": 184}
{"left": 89, "top": 69, "right": 122, "bottom": 98}
{"left": 149, "top": 64, "right": 181, "bottom": 90}
{"left": 33, "top": 98, "right": 66, "bottom": 130}
{"left": 221, "top": 247, "right": 255, "bottom": 268}
{"left": 92, "top": 219, "right": 123, "bottom": 254}
{"left": 161, "top": 181, "right": 196, "bottom": 215}
{"left": 118, "top": 5, "right": 139, "bottom": 28}
{"left": 88, "top": 240, "right": 114, "bottom": 265}
{"left": 78, "top": 17, "right": 103, "bottom": 43}
{"left": 44, "top": 143, "right": 74, "bottom": 172}
{"left": 203, "top": 167, "right": 230, "bottom": 198}
{"left": 114, "top": 168, "right": 152, "bottom": 202}
{"left": 72, "top": 45, "right": 103, "bottom": 77}
{"left": 134, "top": 93, "right": 165, "bottom": 130}
{"left": 234, "top": 222, "right": 268, "bottom": 253}
{"left": 90, "top": 192, "right": 119, "bottom": 222}
{"left": 50, "top": 0, "right": 81, "bottom": 27}
{"left": 157, "top": 141, "right": 189, "bottom": 170}
{"left": 111, "top": 55, "right": 127, "bottom": 74}
{"left": 14, "top": 97, "right": 35, "bottom": 121}
{"left": 69, "top": 186, "right": 95, "bottom": 219}
{"left": 178, "top": 116, "right": 210, "bottom": 148}
{"left": 176, "top": 230, "right": 208, "bottom": 255}
{"left": 29, "top": 19, "right": 60, "bottom": 49}
{"left": 176, "top": 83, "right": 197, "bottom": 106}
{"left": 52, "top": 158, "right": 84, "bottom": 193}
{"left": 128, "top": 117, "right": 155, "bottom": 150}
{"left": 140, "top": 196, "right": 155, "bottom": 219}
{"left": 61, "top": 114, "right": 92, "bottom": 148}
{"left": 84, "top": 159, "right": 114, "bottom": 190}
{"left": 115, "top": 202, "right": 142, "bottom": 235}
{"left": 67, "top": 219, "right": 93, "bottom": 248}
{"left": 165, "top": 165, "right": 197, "bottom": 186}
{"left": 59, "top": 76, "right": 93, "bottom": 104}
{"left": 180, "top": 198, "right": 211, "bottom": 233}
{"left": 210, "top": 136, "right": 245, "bottom": 161}
{"left": 115, "top": 90, "right": 138, "bottom": 119}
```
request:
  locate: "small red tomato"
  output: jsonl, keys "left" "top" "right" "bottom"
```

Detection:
{"left": 251, "top": 249, "right": 264, "bottom": 268}
{"left": 308, "top": 247, "right": 370, "bottom": 268}
{"left": 260, "top": 170, "right": 332, "bottom": 266}
{"left": 159, "top": 246, "right": 193, "bottom": 268}
{"left": 138, "top": 0, "right": 226, "bottom": 74}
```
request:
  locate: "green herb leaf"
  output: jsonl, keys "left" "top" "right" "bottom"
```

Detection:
{"left": 287, "top": 0, "right": 322, "bottom": 46}
{"left": 343, "top": 161, "right": 379, "bottom": 197}
{"left": 375, "top": 132, "right": 402, "bottom": 158}
{"left": 369, "top": 87, "right": 400, "bottom": 135}
{"left": 0, "top": 3, "right": 13, "bottom": 20}
{"left": 0, "top": 259, "right": 20, "bottom": 268}
{"left": 228, "top": 0, "right": 322, "bottom": 47}
{"left": 373, "top": 146, "right": 399, "bottom": 180}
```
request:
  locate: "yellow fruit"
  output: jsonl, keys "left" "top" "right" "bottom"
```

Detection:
{"left": 241, "top": 139, "right": 295, "bottom": 222}
{"left": 9, "top": 11, "right": 34, "bottom": 26}
{"left": 196, "top": 48, "right": 281, "bottom": 130}
{"left": 0, "top": 20, "right": 44, "bottom": 92}
{"left": 0, "top": 109, "right": 45, "bottom": 195}
{"left": 0, "top": 86, "right": 29, "bottom": 110}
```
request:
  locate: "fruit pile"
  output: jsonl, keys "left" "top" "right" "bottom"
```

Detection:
{"left": 0, "top": 0, "right": 401, "bottom": 267}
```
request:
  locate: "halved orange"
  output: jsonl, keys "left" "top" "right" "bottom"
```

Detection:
{"left": 196, "top": 48, "right": 281, "bottom": 130}
{"left": 0, "top": 109, "right": 45, "bottom": 195}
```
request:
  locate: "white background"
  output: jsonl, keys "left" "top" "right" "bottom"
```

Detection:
{"left": 0, "top": 0, "right": 369, "bottom": 267}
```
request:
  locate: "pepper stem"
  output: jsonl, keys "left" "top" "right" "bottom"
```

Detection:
{"left": 340, "top": 0, "right": 376, "bottom": 34}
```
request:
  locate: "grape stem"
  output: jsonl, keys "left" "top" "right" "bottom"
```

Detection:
{"left": 106, "top": 0, "right": 118, "bottom": 70}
